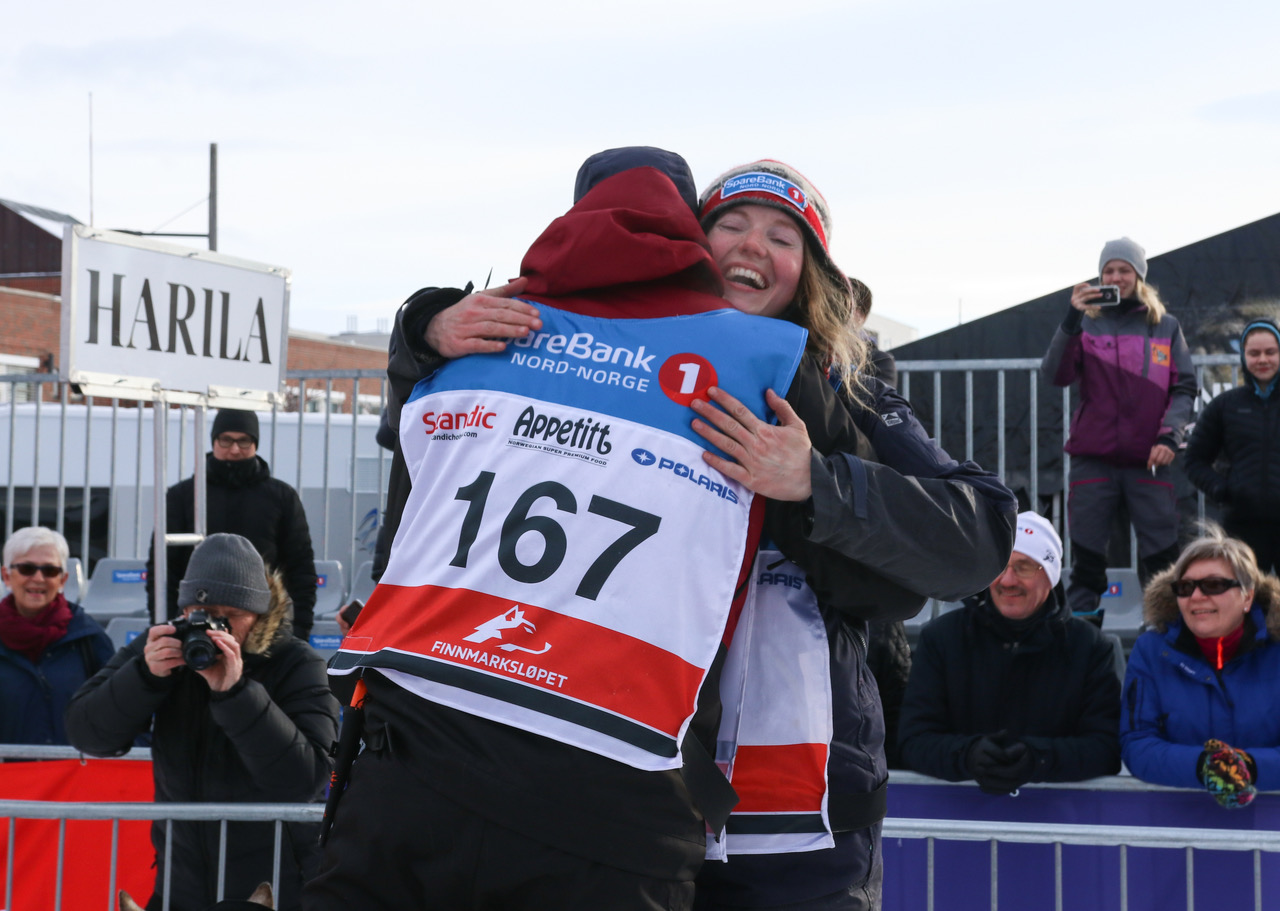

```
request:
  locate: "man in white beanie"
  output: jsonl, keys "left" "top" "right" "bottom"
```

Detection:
{"left": 898, "top": 512, "right": 1121, "bottom": 794}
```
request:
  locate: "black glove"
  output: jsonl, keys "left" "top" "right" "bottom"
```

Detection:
{"left": 966, "top": 732, "right": 1035, "bottom": 795}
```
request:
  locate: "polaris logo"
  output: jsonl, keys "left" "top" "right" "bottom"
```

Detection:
{"left": 631, "top": 449, "right": 739, "bottom": 502}
{"left": 758, "top": 571, "right": 805, "bottom": 590}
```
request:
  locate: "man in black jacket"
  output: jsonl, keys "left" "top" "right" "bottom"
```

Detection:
{"left": 68, "top": 534, "right": 338, "bottom": 911}
{"left": 898, "top": 512, "right": 1121, "bottom": 793}
{"left": 1184, "top": 319, "right": 1280, "bottom": 573}
{"left": 147, "top": 409, "right": 318, "bottom": 640}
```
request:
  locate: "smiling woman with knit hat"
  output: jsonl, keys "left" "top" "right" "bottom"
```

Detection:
{"left": 1184, "top": 319, "right": 1280, "bottom": 573}
{"left": 1041, "top": 238, "right": 1197, "bottom": 622}
{"left": 687, "top": 160, "right": 1017, "bottom": 911}
{"left": 1122, "top": 524, "right": 1280, "bottom": 809}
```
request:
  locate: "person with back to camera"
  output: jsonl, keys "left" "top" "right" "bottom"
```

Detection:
{"left": 66, "top": 533, "right": 339, "bottom": 911}
{"left": 147, "top": 409, "right": 318, "bottom": 640}
{"left": 0, "top": 526, "right": 112, "bottom": 745}
{"left": 1121, "top": 525, "right": 1280, "bottom": 809}
{"left": 1041, "top": 237, "right": 1196, "bottom": 622}
{"left": 306, "top": 151, "right": 1013, "bottom": 911}
{"left": 1184, "top": 319, "right": 1280, "bottom": 573}
{"left": 897, "top": 512, "right": 1121, "bottom": 794}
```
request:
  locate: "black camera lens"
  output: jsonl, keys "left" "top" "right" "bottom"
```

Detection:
{"left": 183, "top": 634, "right": 220, "bottom": 671}
{"left": 172, "top": 609, "right": 231, "bottom": 670}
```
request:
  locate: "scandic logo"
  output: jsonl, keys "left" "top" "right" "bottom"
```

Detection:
{"left": 422, "top": 405, "right": 497, "bottom": 434}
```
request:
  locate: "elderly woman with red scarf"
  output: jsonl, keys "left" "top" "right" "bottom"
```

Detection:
{"left": 0, "top": 527, "right": 113, "bottom": 745}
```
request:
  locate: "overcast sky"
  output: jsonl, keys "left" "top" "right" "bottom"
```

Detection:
{"left": 5, "top": 0, "right": 1278, "bottom": 343}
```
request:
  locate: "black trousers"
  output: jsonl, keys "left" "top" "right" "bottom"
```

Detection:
{"left": 1225, "top": 518, "right": 1280, "bottom": 576}
{"left": 302, "top": 747, "right": 694, "bottom": 911}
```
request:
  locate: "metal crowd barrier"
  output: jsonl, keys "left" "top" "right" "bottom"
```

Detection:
{"left": 897, "top": 353, "right": 1238, "bottom": 572}
{"left": 0, "top": 797, "right": 322, "bottom": 911}
{"left": 3, "top": 355, "right": 1242, "bottom": 585}
{"left": 1, "top": 751, "right": 1275, "bottom": 911}
{"left": 1, "top": 368, "right": 390, "bottom": 595}
{"left": 883, "top": 817, "right": 1278, "bottom": 911}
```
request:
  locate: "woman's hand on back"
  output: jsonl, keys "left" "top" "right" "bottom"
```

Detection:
{"left": 691, "top": 388, "right": 813, "bottom": 502}
{"left": 425, "top": 277, "right": 541, "bottom": 358}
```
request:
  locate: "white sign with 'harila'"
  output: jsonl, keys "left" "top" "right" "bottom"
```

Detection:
{"left": 59, "top": 225, "right": 290, "bottom": 404}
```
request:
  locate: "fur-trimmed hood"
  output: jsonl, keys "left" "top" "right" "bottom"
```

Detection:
{"left": 242, "top": 570, "right": 293, "bottom": 657}
{"left": 1142, "top": 563, "right": 1280, "bottom": 639}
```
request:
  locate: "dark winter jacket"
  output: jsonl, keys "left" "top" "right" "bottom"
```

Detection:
{"left": 696, "top": 379, "right": 1016, "bottom": 906}
{"left": 0, "top": 601, "right": 113, "bottom": 745}
{"left": 1184, "top": 320, "right": 1280, "bottom": 523}
{"left": 1121, "top": 564, "right": 1280, "bottom": 790}
{"left": 66, "top": 575, "right": 339, "bottom": 911}
{"left": 148, "top": 453, "right": 317, "bottom": 639}
{"left": 898, "top": 587, "right": 1121, "bottom": 784}
{"left": 1041, "top": 300, "right": 1196, "bottom": 467}
{"left": 867, "top": 618, "right": 911, "bottom": 769}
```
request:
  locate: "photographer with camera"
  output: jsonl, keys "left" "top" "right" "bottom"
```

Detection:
{"left": 1041, "top": 237, "right": 1196, "bottom": 622}
{"left": 66, "top": 534, "right": 339, "bottom": 911}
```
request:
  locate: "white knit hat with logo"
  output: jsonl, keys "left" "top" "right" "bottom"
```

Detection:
{"left": 1014, "top": 511, "right": 1063, "bottom": 587}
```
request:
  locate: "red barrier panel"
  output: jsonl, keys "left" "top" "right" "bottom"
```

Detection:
{"left": 0, "top": 759, "right": 155, "bottom": 910}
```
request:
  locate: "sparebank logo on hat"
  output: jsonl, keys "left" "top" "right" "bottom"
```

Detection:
{"left": 721, "top": 172, "right": 808, "bottom": 212}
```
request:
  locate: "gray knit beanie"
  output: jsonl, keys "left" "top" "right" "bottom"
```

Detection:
{"left": 178, "top": 533, "right": 271, "bottom": 614}
{"left": 1098, "top": 237, "right": 1148, "bottom": 281}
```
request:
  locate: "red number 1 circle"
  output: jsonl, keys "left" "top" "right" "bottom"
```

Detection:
{"left": 659, "top": 354, "right": 717, "bottom": 407}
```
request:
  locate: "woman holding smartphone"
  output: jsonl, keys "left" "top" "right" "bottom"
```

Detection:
{"left": 1041, "top": 237, "right": 1196, "bottom": 621}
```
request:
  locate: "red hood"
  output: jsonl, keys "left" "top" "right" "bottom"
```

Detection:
{"left": 519, "top": 167, "right": 727, "bottom": 318}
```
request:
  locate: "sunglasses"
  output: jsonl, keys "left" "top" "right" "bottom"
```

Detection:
{"left": 1171, "top": 577, "right": 1241, "bottom": 598}
{"left": 9, "top": 563, "right": 64, "bottom": 579}
{"left": 214, "top": 435, "right": 255, "bottom": 451}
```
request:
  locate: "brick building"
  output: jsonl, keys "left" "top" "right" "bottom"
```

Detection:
{"left": 0, "top": 198, "right": 387, "bottom": 412}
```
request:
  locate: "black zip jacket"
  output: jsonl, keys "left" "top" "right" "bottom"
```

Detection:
{"left": 66, "top": 578, "right": 339, "bottom": 911}
{"left": 147, "top": 454, "right": 318, "bottom": 639}
{"left": 898, "top": 587, "right": 1121, "bottom": 784}
{"left": 1185, "top": 383, "right": 1280, "bottom": 523}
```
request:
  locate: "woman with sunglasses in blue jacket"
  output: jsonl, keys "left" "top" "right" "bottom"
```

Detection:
{"left": 1122, "top": 525, "right": 1280, "bottom": 808}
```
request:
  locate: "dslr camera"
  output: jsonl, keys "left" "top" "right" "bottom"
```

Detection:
{"left": 171, "top": 610, "right": 232, "bottom": 670}
{"left": 1093, "top": 284, "right": 1121, "bottom": 306}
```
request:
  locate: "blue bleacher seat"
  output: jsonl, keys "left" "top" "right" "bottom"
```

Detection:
{"left": 349, "top": 559, "right": 376, "bottom": 606}
{"left": 1099, "top": 568, "right": 1146, "bottom": 647}
{"left": 104, "top": 616, "right": 151, "bottom": 651}
{"left": 308, "top": 619, "right": 344, "bottom": 658}
{"left": 314, "top": 560, "right": 346, "bottom": 618}
{"left": 81, "top": 558, "right": 150, "bottom": 623}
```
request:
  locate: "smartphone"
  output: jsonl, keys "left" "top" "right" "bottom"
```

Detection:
{"left": 1094, "top": 284, "right": 1121, "bottom": 306}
